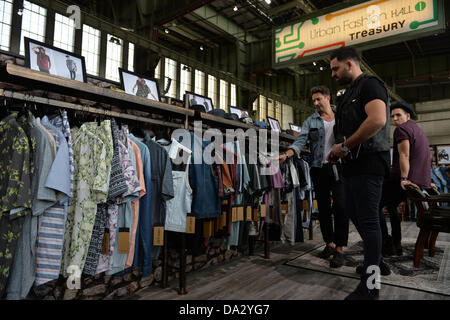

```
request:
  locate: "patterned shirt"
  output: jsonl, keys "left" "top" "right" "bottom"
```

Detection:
{"left": 0, "top": 112, "right": 35, "bottom": 296}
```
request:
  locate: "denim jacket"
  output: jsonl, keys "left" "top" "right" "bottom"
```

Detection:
{"left": 288, "top": 111, "right": 329, "bottom": 168}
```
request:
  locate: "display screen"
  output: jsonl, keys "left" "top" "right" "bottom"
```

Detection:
{"left": 268, "top": 117, "right": 281, "bottom": 132}
{"left": 186, "top": 92, "right": 214, "bottom": 112}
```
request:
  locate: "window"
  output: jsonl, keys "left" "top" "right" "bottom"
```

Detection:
{"left": 179, "top": 63, "right": 192, "bottom": 99}
{"left": 219, "top": 79, "right": 228, "bottom": 110}
{"left": 82, "top": 24, "right": 101, "bottom": 76}
{"left": 194, "top": 69, "right": 205, "bottom": 96}
{"left": 267, "top": 98, "right": 275, "bottom": 119}
{"left": 207, "top": 75, "right": 217, "bottom": 109}
{"left": 252, "top": 97, "right": 258, "bottom": 112}
{"left": 0, "top": 0, "right": 13, "bottom": 51}
{"left": 105, "top": 34, "right": 123, "bottom": 82}
{"left": 275, "top": 101, "right": 282, "bottom": 124}
{"left": 128, "top": 42, "right": 134, "bottom": 72}
{"left": 259, "top": 95, "right": 267, "bottom": 122}
{"left": 164, "top": 57, "right": 177, "bottom": 98}
{"left": 20, "top": 1, "right": 47, "bottom": 56}
{"left": 53, "top": 13, "right": 75, "bottom": 52}
{"left": 282, "top": 104, "right": 294, "bottom": 130}
{"left": 230, "top": 84, "right": 237, "bottom": 107}
{"left": 155, "top": 58, "right": 161, "bottom": 79}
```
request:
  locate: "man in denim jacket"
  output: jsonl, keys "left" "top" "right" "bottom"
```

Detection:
{"left": 278, "top": 86, "right": 348, "bottom": 268}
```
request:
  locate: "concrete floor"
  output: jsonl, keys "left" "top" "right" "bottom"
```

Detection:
{"left": 128, "top": 221, "right": 450, "bottom": 301}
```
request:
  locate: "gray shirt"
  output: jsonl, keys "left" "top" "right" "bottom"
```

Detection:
{"left": 6, "top": 116, "right": 57, "bottom": 300}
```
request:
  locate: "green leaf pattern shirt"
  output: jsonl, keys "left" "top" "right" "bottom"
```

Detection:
{"left": 62, "top": 120, "right": 113, "bottom": 276}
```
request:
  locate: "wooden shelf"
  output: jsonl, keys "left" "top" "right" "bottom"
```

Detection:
{"left": 2, "top": 64, "right": 193, "bottom": 118}
{"left": 1, "top": 63, "right": 297, "bottom": 142}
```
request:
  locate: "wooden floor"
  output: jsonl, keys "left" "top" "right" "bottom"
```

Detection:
{"left": 129, "top": 221, "right": 450, "bottom": 300}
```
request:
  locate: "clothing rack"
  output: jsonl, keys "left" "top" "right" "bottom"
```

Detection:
{"left": 0, "top": 62, "right": 298, "bottom": 297}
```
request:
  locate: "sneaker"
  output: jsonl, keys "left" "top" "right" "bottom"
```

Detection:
{"left": 356, "top": 260, "right": 391, "bottom": 276}
{"left": 345, "top": 280, "right": 379, "bottom": 300}
{"left": 393, "top": 242, "right": 403, "bottom": 256}
{"left": 318, "top": 245, "right": 336, "bottom": 259}
{"left": 330, "top": 252, "right": 345, "bottom": 268}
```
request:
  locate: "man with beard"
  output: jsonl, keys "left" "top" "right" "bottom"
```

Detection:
{"left": 327, "top": 47, "right": 390, "bottom": 300}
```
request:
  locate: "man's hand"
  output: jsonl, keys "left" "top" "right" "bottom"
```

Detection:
{"left": 275, "top": 149, "right": 294, "bottom": 164}
{"left": 400, "top": 180, "right": 419, "bottom": 191}
{"left": 327, "top": 143, "right": 348, "bottom": 163}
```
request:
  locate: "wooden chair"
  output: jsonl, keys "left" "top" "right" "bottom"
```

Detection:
{"left": 404, "top": 186, "right": 450, "bottom": 268}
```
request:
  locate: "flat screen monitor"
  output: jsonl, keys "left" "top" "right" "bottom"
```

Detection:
{"left": 229, "top": 106, "right": 250, "bottom": 119}
{"left": 289, "top": 123, "right": 302, "bottom": 133}
{"left": 184, "top": 91, "right": 214, "bottom": 112}
{"left": 267, "top": 117, "right": 281, "bottom": 133}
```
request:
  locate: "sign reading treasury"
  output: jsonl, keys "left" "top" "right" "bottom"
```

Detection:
{"left": 273, "top": 0, "right": 444, "bottom": 67}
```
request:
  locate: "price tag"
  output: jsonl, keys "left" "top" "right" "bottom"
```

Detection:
{"left": 246, "top": 207, "right": 252, "bottom": 221}
{"left": 232, "top": 207, "right": 238, "bottom": 222}
{"left": 260, "top": 204, "right": 266, "bottom": 217}
{"left": 237, "top": 207, "right": 244, "bottom": 221}
{"left": 118, "top": 228, "right": 130, "bottom": 253}
{"left": 253, "top": 208, "right": 259, "bottom": 221}
{"left": 101, "top": 228, "right": 110, "bottom": 255}
{"left": 186, "top": 216, "right": 195, "bottom": 234}
{"left": 153, "top": 226, "right": 164, "bottom": 246}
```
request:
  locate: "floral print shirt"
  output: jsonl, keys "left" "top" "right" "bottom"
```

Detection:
{"left": 62, "top": 120, "right": 113, "bottom": 276}
{"left": 0, "top": 112, "right": 35, "bottom": 296}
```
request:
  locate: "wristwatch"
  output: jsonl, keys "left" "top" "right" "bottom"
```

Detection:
{"left": 340, "top": 143, "right": 350, "bottom": 153}
{"left": 401, "top": 177, "right": 409, "bottom": 181}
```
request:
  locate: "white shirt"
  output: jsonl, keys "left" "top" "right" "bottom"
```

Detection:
{"left": 322, "top": 118, "right": 336, "bottom": 164}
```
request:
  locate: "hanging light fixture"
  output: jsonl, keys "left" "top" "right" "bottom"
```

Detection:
{"left": 233, "top": 5, "right": 238, "bottom": 11}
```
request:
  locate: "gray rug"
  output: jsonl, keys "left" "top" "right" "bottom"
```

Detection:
{"left": 285, "top": 231, "right": 450, "bottom": 296}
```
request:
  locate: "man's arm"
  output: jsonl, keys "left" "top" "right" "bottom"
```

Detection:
{"left": 343, "top": 99, "right": 387, "bottom": 149}
{"left": 397, "top": 139, "right": 419, "bottom": 190}
{"left": 398, "top": 139, "right": 410, "bottom": 179}
{"left": 328, "top": 99, "right": 386, "bottom": 161}
{"left": 277, "top": 118, "right": 311, "bottom": 162}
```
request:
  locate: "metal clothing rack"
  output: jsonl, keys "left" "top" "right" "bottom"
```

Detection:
{"left": 0, "top": 63, "right": 297, "bottom": 296}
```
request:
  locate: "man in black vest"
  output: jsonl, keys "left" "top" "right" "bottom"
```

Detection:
{"left": 327, "top": 47, "right": 391, "bottom": 300}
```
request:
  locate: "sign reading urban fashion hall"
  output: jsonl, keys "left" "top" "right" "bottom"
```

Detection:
{"left": 273, "top": 0, "right": 444, "bottom": 68}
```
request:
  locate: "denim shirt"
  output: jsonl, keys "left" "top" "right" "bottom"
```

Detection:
{"left": 288, "top": 111, "right": 328, "bottom": 168}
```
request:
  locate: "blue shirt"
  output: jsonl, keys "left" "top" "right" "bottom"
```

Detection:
{"left": 129, "top": 134, "right": 153, "bottom": 277}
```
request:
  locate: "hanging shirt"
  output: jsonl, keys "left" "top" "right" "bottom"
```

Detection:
{"left": 164, "top": 138, "right": 193, "bottom": 233}
{"left": 129, "top": 134, "right": 152, "bottom": 277}
{"left": 143, "top": 134, "right": 174, "bottom": 261}
{"left": 125, "top": 140, "right": 146, "bottom": 268}
{"left": 34, "top": 115, "right": 71, "bottom": 286}
{"left": 0, "top": 112, "right": 35, "bottom": 297}
{"left": 62, "top": 120, "right": 113, "bottom": 277}
{"left": 6, "top": 115, "right": 57, "bottom": 300}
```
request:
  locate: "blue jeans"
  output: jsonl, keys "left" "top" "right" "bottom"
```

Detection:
{"left": 344, "top": 175, "right": 383, "bottom": 273}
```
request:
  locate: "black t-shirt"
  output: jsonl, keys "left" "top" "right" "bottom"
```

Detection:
{"left": 343, "top": 77, "right": 390, "bottom": 178}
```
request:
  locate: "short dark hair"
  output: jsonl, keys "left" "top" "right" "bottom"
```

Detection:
{"left": 311, "top": 85, "right": 330, "bottom": 97}
{"left": 330, "top": 46, "right": 360, "bottom": 64}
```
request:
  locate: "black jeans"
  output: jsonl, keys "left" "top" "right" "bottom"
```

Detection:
{"left": 310, "top": 164, "right": 348, "bottom": 247}
{"left": 379, "top": 179, "right": 405, "bottom": 244}
{"left": 344, "top": 175, "right": 383, "bottom": 271}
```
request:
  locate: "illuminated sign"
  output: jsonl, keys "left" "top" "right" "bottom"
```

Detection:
{"left": 273, "top": 0, "right": 444, "bottom": 68}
